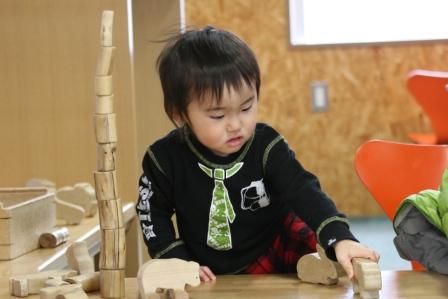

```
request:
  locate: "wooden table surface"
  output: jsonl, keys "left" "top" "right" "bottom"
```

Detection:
{"left": 1, "top": 270, "right": 447, "bottom": 298}
{"left": 0, "top": 202, "right": 135, "bottom": 278}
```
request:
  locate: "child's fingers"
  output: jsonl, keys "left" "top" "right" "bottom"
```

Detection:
{"left": 343, "top": 250, "right": 380, "bottom": 280}
{"left": 358, "top": 249, "right": 381, "bottom": 262}
{"left": 199, "top": 266, "right": 216, "bottom": 282}
{"left": 372, "top": 250, "right": 381, "bottom": 262}
{"left": 339, "top": 257, "right": 354, "bottom": 279}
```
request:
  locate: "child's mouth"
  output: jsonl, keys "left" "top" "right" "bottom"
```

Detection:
{"left": 227, "top": 136, "right": 243, "bottom": 147}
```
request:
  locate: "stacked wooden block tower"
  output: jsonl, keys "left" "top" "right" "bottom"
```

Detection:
{"left": 93, "top": 10, "right": 126, "bottom": 298}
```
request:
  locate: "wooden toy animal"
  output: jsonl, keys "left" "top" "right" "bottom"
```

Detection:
{"left": 297, "top": 244, "right": 345, "bottom": 285}
{"left": 297, "top": 245, "right": 382, "bottom": 299}
{"left": 137, "top": 258, "right": 200, "bottom": 299}
{"left": 352, "top": 257, "right": 382, "bottom": 299}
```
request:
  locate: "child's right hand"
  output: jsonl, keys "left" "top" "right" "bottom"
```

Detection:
{"left": 199, "top": 265, "right": 216, "bottom": 282}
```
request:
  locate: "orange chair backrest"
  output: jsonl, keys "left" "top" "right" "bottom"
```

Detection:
{"left": 355, "top": 139, "right": 448, "bottom": 220}
{"left": 355, "top": 140, "right": 448, "bottom": 271}
{"left": 407, "top": 69, "right": 448, "bottom": 144}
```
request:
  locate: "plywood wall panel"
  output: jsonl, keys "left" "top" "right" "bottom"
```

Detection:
{"left": 185, "top": 0, "right": 448, "bottom": 216}
{"left": 0, "top": 0, "right": 138, "bottom": 202}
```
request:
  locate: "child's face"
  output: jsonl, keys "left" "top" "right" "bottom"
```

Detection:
{"left": 185, "top": 81, "right": 258, "bottom": 157}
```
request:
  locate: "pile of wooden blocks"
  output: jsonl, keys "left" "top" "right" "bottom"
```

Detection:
{"left": 9, "top": 241, "right": 98, "bottom": 298}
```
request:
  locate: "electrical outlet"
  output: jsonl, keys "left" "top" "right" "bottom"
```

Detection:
{"left": 311, "top": 81, "right": 328, "bottom": 112}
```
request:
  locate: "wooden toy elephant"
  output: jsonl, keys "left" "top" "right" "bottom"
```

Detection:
{"left": 137, "top": 258, "right": 200, "bottom": 299}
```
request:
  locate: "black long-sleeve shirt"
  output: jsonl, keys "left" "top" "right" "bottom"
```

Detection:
{"left": 136, "top": 123, "right": 356, "bottom": 274}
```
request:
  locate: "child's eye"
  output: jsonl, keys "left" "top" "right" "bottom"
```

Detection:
{"left": 209, "top": 115, "right": 224, "bottom": 120}
{"left": 242, "top": 104, "right": 252, "bottom": 112}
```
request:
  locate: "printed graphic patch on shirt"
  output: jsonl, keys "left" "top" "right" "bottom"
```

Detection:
{"left": 137, "top": 175, "right": 153, "bottom": 222}
{"left": 198, "top": 162, "right": 243, "bottom": 251}
{"left": 142, "top": 223, "right": 156, "bottom": 240}
{"left": 240, "top": 179, "right": 270, "bottom": 211}
{"left": 328, "top": 238, "right": 337, "bottom": 246}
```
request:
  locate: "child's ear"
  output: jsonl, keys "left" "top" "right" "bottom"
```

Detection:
{"left": 172, "top": 112, "right": 185, "bottom": 128}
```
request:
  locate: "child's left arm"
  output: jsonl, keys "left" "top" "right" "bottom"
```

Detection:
{"left": 333, "top": 239, "right": 380, "bottom": 279}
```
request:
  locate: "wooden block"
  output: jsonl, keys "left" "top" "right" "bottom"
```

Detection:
{"left": 66, "top": 241, "right": 94, "bottom": 274}
{"left": 9, "top": 278, "right": 13, "bottom": 295}
{"left": 9, "top": 269, "right": 77, "bottom": 296}
{"left": 100, "top": 269, "right": 125, "bottom": 298}
{"left": 56, "top": 183, "right": 97, "bottom": 217}
{"left": 0, "top": 217, "right": 11, "bottom": 244}
{"left": 12, "top": 278, "right": 28, "bottom": 297}
{"left": 39, "top": 227, "right": 69, "bottom": 248}
{"left": 100, "top": 11, "right": 114, "bottom": 47}
{"left": 25, "top": 178, "right": 56, "bottom": 193}
{"left": 55, "top": 198, "right": 85, "bottom": 225}
{"left": 39, "top": 284, "right": 83, "bottom": 299}
{"left": 55, "top": 288, "right": 88, "bottom": 299}
{"left": 96, "top": 95, "right": 115, "bottom": 115}
{"left": 137, "top": 258, "right": 200, "bottom": 299}
{"left": 98, "top": 198, "right": 123, "bottom": 229}
{"left": 297, "top": 244, "right": 344, "bottom": 285}
{"left": 352, "top": 258, "right": 382, "bottom": 299}
{"left": 96, "top": 46, "right": 115, "bottom": 76}
{"left": 94, "top": 113, "right": 117, "bottom": 143}
{"left": 97, "top": 143, "right": 117, "bottom": 171}
{"left": 95, "top": 75, "right": 113, "bottom": 96}
{"left": 72, "top": 183, "right": 98, "bottom": 216}
{"left": 0, "top": 188, "right": 55, "bottom": 260}
{"left": 0, "top": 188, "right": 48, "bottom": 211}
{"left": 100, "top": 227, "right": 126, "bottom": 269}
{"left": 64, "top": 272, "right": 100, "bottom": 292}
{"left": 93, "top": 171, "right": 118, "bottom": 201}
{"left": 45, "top": 278, "right": 69, "bottom": 287}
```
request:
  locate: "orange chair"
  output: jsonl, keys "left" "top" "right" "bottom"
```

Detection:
{"left": 407, "top": 69, "right": 448, "bottom": 144}
{"left": 355, "top": 139, "right": 448, "bottom": 270}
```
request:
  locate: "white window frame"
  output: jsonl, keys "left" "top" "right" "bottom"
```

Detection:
{"left": 289, "top": 0, "right": 448, "bottom": 46}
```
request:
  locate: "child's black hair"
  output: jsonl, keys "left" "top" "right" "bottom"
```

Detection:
{"left": 157, "top": 26, "right": 260, "bottom": 125}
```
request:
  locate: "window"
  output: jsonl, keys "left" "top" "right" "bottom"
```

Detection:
{"left": 289, "top": 0, "right": 448, "bottom": 46}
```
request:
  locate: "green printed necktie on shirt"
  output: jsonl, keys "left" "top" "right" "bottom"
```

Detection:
{"left": 198, "top": 162, "right": 244, "bottom": 250}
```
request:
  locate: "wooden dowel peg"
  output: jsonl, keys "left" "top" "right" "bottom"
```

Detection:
{"left": 100, "top": 11, "right": 114, "bottom": 47}
{"left": 95, "top": 75, "right": 113, "bottom": 96}
{"left": 96, "top": 95, "right": 115, "bottom": 114}
{"left": 93, "top": 171, "right": 118, "bottom": 201}
{"left": 97, "top": 143, "right": 117, "bottom": 171}
{"left": 99, "top": 227, "right": 126, "bottom": 270}
{"left": 100, "top": 269, "right": 125, "bottom": 298}
{"left": 98, "top": 198, "right": 123, "bottom": 229}
{"left": 39, "top": 227, "right": 69, "bottom": 248}
{"left": 96, "top": 46, "right": 115, "bottom": 76}
{"left": 94, "top": 113, "right": 117, "bottom": 144}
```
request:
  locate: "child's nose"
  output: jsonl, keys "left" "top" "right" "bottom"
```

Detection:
{"left": 227, "top": 115, "right": 242, "bottom": 132}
